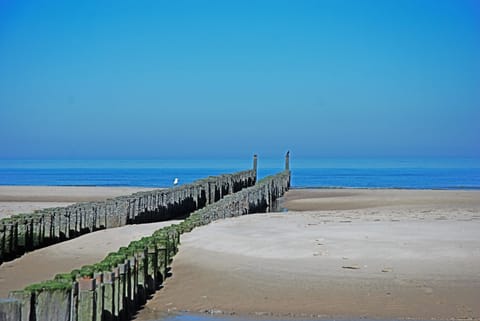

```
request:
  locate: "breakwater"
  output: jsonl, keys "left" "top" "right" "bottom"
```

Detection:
{"left": 0, "top": 166, "right": 257, "bottom": 264}
{"left": 0, "top": 167, "right": 291, "bottom": 321}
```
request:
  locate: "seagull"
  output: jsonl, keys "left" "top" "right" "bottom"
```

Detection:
{"left": 173, "top": 178, "right": 179, "bottom": 186}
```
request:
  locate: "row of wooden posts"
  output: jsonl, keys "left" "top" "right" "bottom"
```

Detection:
{"left": 0, "top": 168, "right": 257, "bottom": 264}
{"left": 3, "top": 225, "right": 181, "bottom": 321}
{"left": 0, "top": 168, "right": 291, "bottom": 321}
{"left": 0, "top": 154, "right": 292, "bottom": 321}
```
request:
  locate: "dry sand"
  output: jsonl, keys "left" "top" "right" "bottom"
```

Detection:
{"left": 0, "top": 186, "right": 156, "bottom": 219}
{"left": 0, "top": 221, "right": 181, "bottom": 297}
{"left": 137, "top": 189, "right": 480, "bottom": 321}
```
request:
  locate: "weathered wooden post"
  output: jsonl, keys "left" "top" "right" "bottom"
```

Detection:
{"left": 32, "top": 216, "right": 41, "bottom": 249}
{"left": 113, "top": 267, "right": 121, "bottom": 320}
{"left": 35, "top": 288, "right": 72, "bottom": 321}
{"left": 158, "top": 244, "right": 168, "bottom": 284}
{"left": 285, "top": 151, "right": 290, "bottom": 171}
{"left": 146, "top": 244, "right": 157, "bottom": 293}
{"left": 0, "top": 298, "right": 22, "bottom": 321}
{"left": 70, "top": 282, "right": 78, "bottom": 321}
{"left": 94, "top": 272, "right": 104, "bottom": 321}
{"left": 102, "top": 271, "right": 115, "bottom": 321}
{"left": 117, "top": 262, "right": 127, "bottom": 321}
{"left": 78, "top": 278, "right": 96, "bottom": 321}
{"left": 39, "top": 214, "right": 45, "bottom": 247}
{"left": 8, "top": 291, "right": 31, "bottom": 321}
{"left": 0, "top": 221, "right": 5, "bottom": 263}
{"left": 125, "top": 258, "right": 134, "bottom": 319}
{"left": 127, "top": 257, "right": 136, "bottom": 313}
{"left": 5, "top": 221, "right": 14, "bottom": 259}
{"left": 136, "top": 251, "right": 147, "bottom": 305}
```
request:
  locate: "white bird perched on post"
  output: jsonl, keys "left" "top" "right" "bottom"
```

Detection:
{"left": 173, "top": 178, "right": 179, "bottom": 186}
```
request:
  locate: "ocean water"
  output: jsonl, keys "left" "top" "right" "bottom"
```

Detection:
{"left": 0, "top": 158, "right": 479, "bottom": 189}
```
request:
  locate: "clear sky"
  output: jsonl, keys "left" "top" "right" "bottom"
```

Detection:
{"left": 0, "top": 0, "right": 479, "bottom": 159}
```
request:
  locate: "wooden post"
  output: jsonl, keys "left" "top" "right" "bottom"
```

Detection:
{"left": 102, "top": 271, "right": 115, "bottom": 321}
{"left": 285, "top": 151, "right": 290, "bottom": 171}
{"left": 78, "top": 278, "right": 96, "bottom": 321}
{"left": 0, "top": 298, "right": 22, "bottom": 321}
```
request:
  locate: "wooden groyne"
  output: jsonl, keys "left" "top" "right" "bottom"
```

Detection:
{"left": 0, "top": 162, "right": 291, "bottom": 321}
{"left": 194, "top": 170, "right": 291, "bottom": 224}
{"left": 0, "top": 164, "right": 257, "bottom": 264}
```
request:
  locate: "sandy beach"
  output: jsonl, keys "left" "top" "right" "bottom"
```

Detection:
{"left": 1, "top": 186, "right": 479, "bottom": 320}
{"left": 136, "top": 189, "right": 480, "bottom": 321}
{"left": 0, "top": 186, "right": 156, "bottom": 219}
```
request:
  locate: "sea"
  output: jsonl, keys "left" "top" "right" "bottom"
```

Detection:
{"left": 0, "top": 157, "right": 479, "bottom": 189}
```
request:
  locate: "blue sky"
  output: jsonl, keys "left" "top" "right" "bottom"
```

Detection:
{"left": 0, "top": 0, "right": 479, "bottom": 159}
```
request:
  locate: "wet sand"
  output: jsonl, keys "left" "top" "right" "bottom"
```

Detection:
{"left": 0, "top": 221, "right": 181, "bottom": 297}
{"left": 136, "top": 189, "right": 480, "bottom": 321}
{"left": 0, "top": 186, "right": 156, "bottom": 219}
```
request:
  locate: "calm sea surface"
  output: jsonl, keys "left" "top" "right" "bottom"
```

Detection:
{"left": 0, "top": 158, "right": 479, "bottom": 189}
